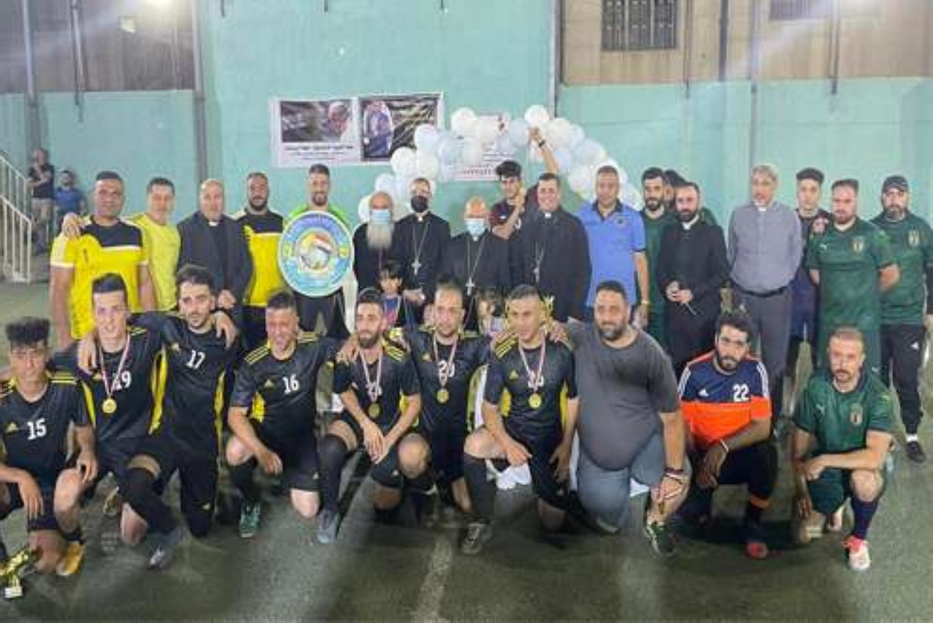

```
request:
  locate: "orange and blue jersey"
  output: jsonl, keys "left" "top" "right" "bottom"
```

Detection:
{"left": 678, "top": 352, "right": 771, "bottom": 450}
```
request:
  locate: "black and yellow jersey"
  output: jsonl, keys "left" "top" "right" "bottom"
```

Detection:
{"left": 237, "top": 210, "right": 285, "bottom": 308}
{"left": 0, "top": 372, "right": 88, "bottom": 481}
{"left": 405, "top": 327, "right": 489, "bottom": 431}
{"left": 50, "top": 219, "right": 148, "bottom": 339}
{"left": 484, "top": 336, "right": 576, "bottom": 437}
{"left": 230, "top": 333, "right": 338, "bottom": 439}
{"left": 54, "top": 318, "right": 163, "bottom": 446}
{"left": 149, "top": 314, "right": 237, "bottom": 457}
{"left": 333, "top": 338, "right": 420, "bottom": 431}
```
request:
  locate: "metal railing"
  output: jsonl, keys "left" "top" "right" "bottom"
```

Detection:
{"left": 0, "top": 154, "right": 33, "bottom": 283}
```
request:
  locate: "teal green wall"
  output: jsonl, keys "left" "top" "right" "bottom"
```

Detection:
{"left": 2, "top": 1, "right": 932, "bottom": 230}
{"left": 200, "top": 0, "right": 551, "bottom": 225}
{"left": 560, "top": 78, "right": 933, "bottom": 222}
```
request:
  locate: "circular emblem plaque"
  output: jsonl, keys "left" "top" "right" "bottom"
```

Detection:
{"left": 279, "top": 211, "right": 354, "bottom": 297}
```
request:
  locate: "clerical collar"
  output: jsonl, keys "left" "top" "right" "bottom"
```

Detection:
{"left": 542, "top": 211, "right": 554, "bottom": 220}
{"left": 208, "top": 219, "right": 220, "bottom": 227}
{"left": 680, "top": 214, "right": 700, "bottom": 230}
{"left": 416, "top": 213, "right": 428, "bottom": 223}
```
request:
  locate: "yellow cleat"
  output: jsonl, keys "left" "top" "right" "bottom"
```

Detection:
{"left": 55, "top": 541, "right": 85, "bottom": 577}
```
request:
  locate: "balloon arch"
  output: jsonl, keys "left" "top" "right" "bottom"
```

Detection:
{"left": 358, "top": 105, "right": 644, "bottom": 222}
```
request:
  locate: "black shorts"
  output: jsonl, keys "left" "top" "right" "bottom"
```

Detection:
{"left": 0, "top": 476, "right": 59, "bottom": 533}
{"left": 254, "top": 423, "right": 320, "bottom": 493}
{"left": 416, "top": 417, "right": 468, "bottom": 484}
{"left": 336, "top": 411, "right": 424, "bottom": 490}
{"left": 134, "top": 433, "right": 219, "bottom": 521}
{"left": 91, "top": 435, "right": 146, "bottom": 489}
{"left": 494, "top": 422, "right": 567, "bottom": 511}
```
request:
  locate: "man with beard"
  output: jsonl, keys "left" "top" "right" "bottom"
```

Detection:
{"left": 516, "top": 173, "right": 591, "bottom": 322}
{"left": 392, "top": 178, "right": 451, "bottom": 322}
{"left": 404, "top": 280, "right": 491, "bottom": 519}
{"left": 489, "top": 128, "right": 558, "bottom": 242}
{"left": 806, "top": 179, "right": 899, "bottom": 374}
{"left": 792, "top": 328, "right": 893, "bottom": 572}
{"left": 677, "top": 310, "right": 777, "bottom": 559}
{"left": 460, "top": 285, "right": 578, "bottom": 555}
{"left": 353, "top": 191, "right": 398, "bottom": 292}
{"left": 119, "top": 265, "right": 239, "bottom": 569}
{"left": 178, "top": 180, "right": 253, "bottom": 327}
{"left": 226, "top": 290, "right": 338, "bottom": 539}
{"left": 51, "top": 171, "right": 156, "bottom": 349}
{"left": 663, "top": 169, "right": 718, "bottom": 225}
{"left": 288, "top": 164, "right": 352, "bottom": 338}
{"left": 316, "top": 289, "right": 424, "bottom": 544}
{"left": 728, "top": 164, "right": 802, "bottom": 421}
{"left": 580, "top": 166, "right": 649, "bottom": 326}
{"left": 443, "top": 197, "right": 510, "bottom": 330}
{"left": 870, "top": 175, "right": 933, "bottom": 462}
{"left": 786, "top": 168, "right": 831, "bottom": 412}
{"left": 238, "top": 172, "right": 285, "bottom": 352}
{"left": 640, "top": 168, "right": 677, "bottom": 347}
{"left": 656, "top": 182, "right": 729, "bottom": 375}
{"left": 570, "top": 281, "right": 687, "bottom": 556}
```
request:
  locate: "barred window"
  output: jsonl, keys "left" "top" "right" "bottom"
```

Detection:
{"left": 601, "top": 0, "right": 678, "bottom": 52}
{"left": 769, "top": 0, "right": 830, "bottom": 20}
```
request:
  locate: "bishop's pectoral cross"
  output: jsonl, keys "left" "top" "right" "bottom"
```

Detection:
{"left": 411, "top": 258, "right": 422, "bottom": 276}
{"left": 465, "top": 278, "right": 476, "bottom": 296}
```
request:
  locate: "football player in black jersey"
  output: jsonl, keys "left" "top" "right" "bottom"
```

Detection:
{"left": 226, "top": 290, "right": 337, "bottom": 539}
{"left": 316, "top": 288, "right": 425, "bottom": 544}
{"left": 118, "top": 265, "right": 239, "bottom": 569}
{"left": 0, "top": 318, "right": 97, "bottom": 578}
{"left": 404, "top": 279, "right": 490, "bottom": 518}
{"left": 460, "top": 285, "right": 579, "bottom": 555}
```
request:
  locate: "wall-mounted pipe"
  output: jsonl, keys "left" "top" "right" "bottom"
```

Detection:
{"left": 748, "top": 0, "right": 761, "bottom": 170}
{"left": 548, "top": 0, "right": 561, "bottom": 115}
{"left": 830, "top": 0, "right": 841, "bottom": 94}
{"left": 683, "top": 0, "right": 693, "bottom": 98}
{"left": 718, "top": 0, "right": 729, "bottom": 81}
{"left": 69, "top": 0, "right": 87, "bottom": 116}
{"left": 191, "top": 0, "right": 208, "bottom": 182}
{"left": 21, "top": 0, "right": 39, "bottom": 153}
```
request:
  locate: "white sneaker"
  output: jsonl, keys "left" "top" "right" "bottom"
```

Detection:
{"left": 845, "top": 537, "right": 871, "bottom": 572}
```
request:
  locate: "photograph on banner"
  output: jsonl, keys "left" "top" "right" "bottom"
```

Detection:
{"left": 360, "top": 93, "right": 444, "bottom": 162}
{"left": 272, "top": 98, "right": 361, "bottom": 167}
{"left": 454, "top": 112, "right": 511, "bottom": 182}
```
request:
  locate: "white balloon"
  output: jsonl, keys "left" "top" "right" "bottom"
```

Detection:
{"left": 451, "top": 107, "right": 478, "bottom": 137}
{"left": 374, "top": 172, "right": 395, "bottom": 195}
{"left": 413, "top": 124, "right": 440, "bottom": 154}
{"left": 524, "top": 104, "right": 550, "bottom": 129}
{"left": 553, "top": 147, "right": 574, "bottom": 175}
{"left": 390, "top": 147, "right": 417, "bottom": 177}
{"left": 476, "top": 117, "right": 500, "bottom": 146}
{"left": 568, "top": 164, "right": 596, "bottom": 197}
{"left": 567, "top": 124, "right": 585, "bottom": 148}
{"left": 461, "top": 138, "right": 483, "bottom": 167}
{"left": 394, "top": 175, "right": 413, "bottom": 206}
{"left": 620, "top": 183, "right": 644, "bottom": 210}
{"left": 357, "top": 193, "right": 373, "bottom": 223}
{"left": 507, "top": 118, "right": 530, "bottom": 148}
{"left": 437, "top": 134, "right": 462, "bottom": 165}
{"left": 573, "top": 139, "right": 602, "bottom": 166}
{"left": 415, "top": 151, "right": 440, "bottom": 180}
{"left": 495, "top": 132, "right": 517, "bottom": 157}
{"left": 438, "top": 162, "right": 457, "bottom": 183}
{"left": 544, "top": 117, "right": 572, "bottom": 148}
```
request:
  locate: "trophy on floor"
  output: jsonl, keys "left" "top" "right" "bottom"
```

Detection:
{"left": 1, "top": 545, "right": 40, "bottom": 600}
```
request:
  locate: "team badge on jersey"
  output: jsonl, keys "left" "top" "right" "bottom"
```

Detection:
{"left": 852, "top": 236, "right": 865, "bottom": 254}
{"left": 849, "top": 403, "right": 864, "bottom": 426}
{"left": 279, "top": 211, "right": 353, "bottom": 297}
{"left": 909, "top": 230, "right": 921, "bottom": 247}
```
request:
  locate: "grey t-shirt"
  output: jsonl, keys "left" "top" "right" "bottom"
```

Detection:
{"left": 570, "top": 324, "right": 680, "bottom": 470}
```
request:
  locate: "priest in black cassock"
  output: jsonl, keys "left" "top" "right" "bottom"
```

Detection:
{"left": 353, "top": 191, "right": 398, "bottom": 291}
{"left": 516, "top": 173, "right": 591, "bottom": 322}
{"left": 391, "top": 177, "right": 451, "bottom": 321}
{"left": 443, "top": 196, "right": 511, "bottom": 329}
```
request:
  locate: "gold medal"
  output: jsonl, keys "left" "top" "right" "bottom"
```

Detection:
{"left": 528, "top": 393, "right": 542, "bottom": 409}
{"left": 437, "top": 387, "right": 450, "bottom": 404}
{"left": 102, "top": 397, "right": 117, "bottom": 415}
{"left": 368, "top": 403, "right": 381, "bottom": 419}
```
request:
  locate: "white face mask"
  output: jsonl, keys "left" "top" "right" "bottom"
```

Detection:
{"left": 465, "top": 217, "right": 487, "bottom": 237}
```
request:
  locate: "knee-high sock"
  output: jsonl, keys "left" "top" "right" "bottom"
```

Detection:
{"left": 318, "top": 434, "right": 349, "bottom": 514}
{"left": 463, "top": 454, "right": 495, "bottom": 522}
{"left": 851, "top": 496, "right": 879, "bottom": 540}
{"left": 229, "top": 458, "right": 260, "bottom": 505}
{"left": 123, "top": 468, "right": 177, "bottom": 535}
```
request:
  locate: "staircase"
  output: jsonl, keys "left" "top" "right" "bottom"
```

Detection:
{"left": 0, "top": 154, "right": 33, "bottom": 284}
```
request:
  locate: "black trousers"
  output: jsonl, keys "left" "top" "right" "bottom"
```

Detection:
{"left": 880, "top": 323, "right": 924, "bottom": 434}
{"left": 666, "top": 305, "right": 718, "bottom": 377}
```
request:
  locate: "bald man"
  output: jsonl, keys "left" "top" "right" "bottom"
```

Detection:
{"left": 353, "top": 191, "right": 401, "bottom": 291}
{"left": 443, "top": 197, "right": 511, "bottom": 329}
{"left": 177, "top": 179, "right": 253, "bottom": 324}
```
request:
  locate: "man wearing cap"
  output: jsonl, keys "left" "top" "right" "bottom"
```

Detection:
{"left": 870, "top": 174, "right": 933, "bottom": 462}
